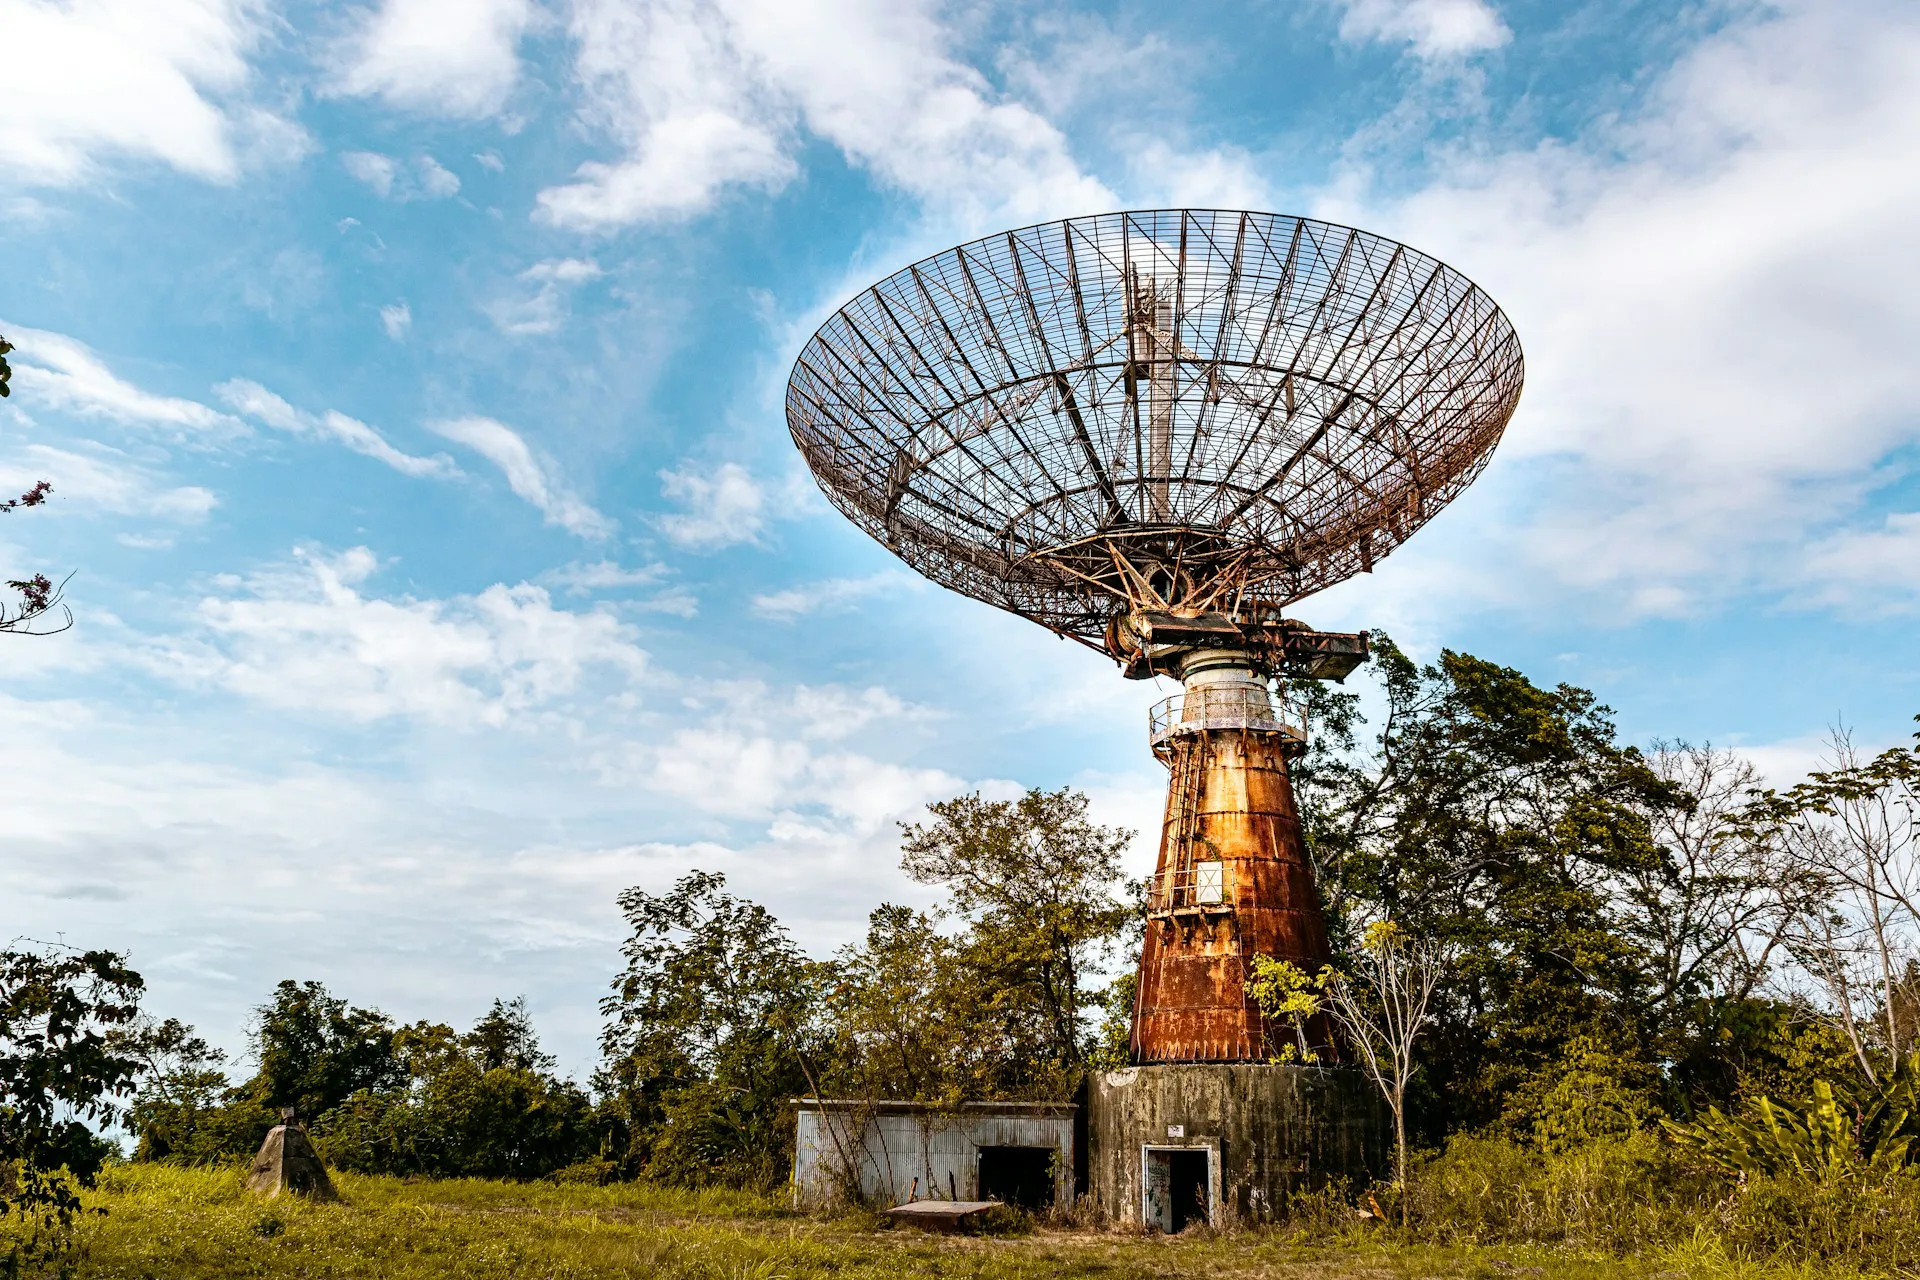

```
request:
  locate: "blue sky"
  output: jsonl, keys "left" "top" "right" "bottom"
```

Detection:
{"left": 3, "top": 0, "right": 1917, "bottom": 1075}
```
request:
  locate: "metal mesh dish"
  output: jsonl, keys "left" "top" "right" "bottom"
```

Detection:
{"left": 786, "top": 209, "right": 1523, "bottom": 648}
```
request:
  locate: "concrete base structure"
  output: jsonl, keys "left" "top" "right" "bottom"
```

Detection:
{"left": 1087, "top": 1063, "right": 1384, "bottom": 1228}
{"left": 245, "top": 1124, "right": 337, "bottom": 1201}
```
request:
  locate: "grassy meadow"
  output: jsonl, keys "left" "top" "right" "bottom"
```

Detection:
{"left": 36, "top": 1164, "right": 1893, "bottom": 1280}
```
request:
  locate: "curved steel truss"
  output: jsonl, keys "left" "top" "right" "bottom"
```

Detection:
{"left": 786, "top": 209, "right": 1524, "bottom": 648}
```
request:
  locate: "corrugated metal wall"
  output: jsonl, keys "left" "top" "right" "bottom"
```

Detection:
{"left": 792, "top": 1105, "right": 1074, "bottom": 1210}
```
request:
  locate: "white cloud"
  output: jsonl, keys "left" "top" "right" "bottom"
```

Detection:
{"left": 1307, "top": 0, "right": 1920, "bottom": 623}
{"left": 330, "top": 0, "right": 538, "bottom": 120}
{"left": 429, "top": 416, "right": 615, "bottom": 539}
{"left": 0, "top": 443, "right": 215, "bottom": 521}
{"left": 3, "top": 326, "right": 239, "bottom": 437}
{"left": 522, "top": 258, "right": 602, "bottom": 284}
{"left": 341, "top": 149, "right": 398, "bottom": 195}
{"left": 379, "top": 302, "right": 412, "bottom": 340}
{"left": 618, "top": 681, "right": 954, "bottom": 822}
{"left": 215, "top": 379, "right": 460, "bottom": 479}
{"left": 153, "top": 546, "right": 649, "bottom": 726}
{"left": 342, "top": 150, "right": 462, "bottom": 200}
{"left": 319, "top": 411, "right": 463, "bottom": 480}
{"left": 474, "top": 149, "right": 505, "bottom": 172}
{"left": 0, "top": 0, "right": 290, "bottom": 186}
{"left": 548, "top": 560, "right": 669, "bottom": 591}
{"left": 418, "top": 155, "right": 461, "bottom": 197}
{"left": 656, "top": 460, "right": 766, "bottom": 550}
{"left": 487, "top": 259, "right": 603, "bottom": 335}
{"left": 752, "top": 571, "right": 911, "bottom": 620}
{"left": 545, "top": 560, "right": 698, "bottom": 616}
{"left": 538, "top": 0, "right": 1113, "bottom": 229}
{"left": 1797, "top": 513, "right": 1920, "bottom": 614}
{"left": 1333, "top": 0, "right": 1511, "bottom": 59}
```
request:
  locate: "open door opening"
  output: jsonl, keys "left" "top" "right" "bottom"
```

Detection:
{"left": 977, "top": 1146, "right": 1054, "bottom": 1210}
{"left": 1142, "top": 1146, "right": 1211, "bottom": 1232}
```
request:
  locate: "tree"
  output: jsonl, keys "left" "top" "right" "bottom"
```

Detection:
{"left": 246, "top": 980, "right": 404, "bottom": 1123}
{"left": 1747, "top": 724, "right": 1920, "bottom": 1085}
{"left": 1319, "top": 921, "right": 1448, "bottom": 1220}
{"left": 0, "top": 945, "right": 145, "bottom": 1267}
{"left": 314, "top": 1002, "right": 593, "bottom": 1180}
{"left": 119, "top": 1017, "right": 234, "bottom": 1163}
{"left": 0, "top": 332, "right": 70, "bottom": 635}
{"left": 1295, "top": 636, "right": 1683, "bottom": 1132}
{"left": 899, "top": 788, "right": 1133, "bottom": 1074}
{"left": 598, "top": 871, "right": 824, "bottom": 1187}
{"left": 1247, "top": 956, "right": 1327, "bottom": 1064}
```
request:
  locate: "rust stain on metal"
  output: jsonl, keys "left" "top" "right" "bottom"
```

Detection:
{"left": 1131, "top": 726, "right": 1331, "bottom": 1063}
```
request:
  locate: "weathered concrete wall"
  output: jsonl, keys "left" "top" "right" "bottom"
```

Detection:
{"left": 1088, "top": 1063, "right": 1385, "bottom": 1227}
{"left": 793, "top": 1102, "right": 1074, "bottom": 1210}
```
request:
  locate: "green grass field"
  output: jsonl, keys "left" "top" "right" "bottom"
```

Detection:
{"left": 47, "top": 1166, "right": 1870, "bottom": 1280}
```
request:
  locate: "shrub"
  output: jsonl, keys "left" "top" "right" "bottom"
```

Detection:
{"left": 1399, "top": 1132, "right": 1720, "bottom": 1251}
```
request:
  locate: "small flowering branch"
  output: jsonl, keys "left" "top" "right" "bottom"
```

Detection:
{"left": 1, "top": 481, "right": 52, "bottom": 511}
{"left": 0, "top": 479, "right": 70, "bottom": 635}
{"left": 0, "top": 571, "right": 72, "bottom": 635}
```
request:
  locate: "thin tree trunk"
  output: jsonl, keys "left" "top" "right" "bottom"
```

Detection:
{"left": 1394, "top": 1086, "right": 1408, "bottom": 1228}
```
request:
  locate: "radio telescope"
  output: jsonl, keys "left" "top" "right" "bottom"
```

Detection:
{"left": 788, "top": 209, "right": 1521, "bottom": 1064}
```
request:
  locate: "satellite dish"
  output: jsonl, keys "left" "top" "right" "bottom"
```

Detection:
{"left": 787, "top": 208, "right": 1522, "bottom": 664}
{"left": 787, "top": 210, "right": 1522, "bottom": 1064}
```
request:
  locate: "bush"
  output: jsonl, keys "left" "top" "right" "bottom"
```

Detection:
{"left": 1397, "top": 1133, "right": 1721, "bottom": 1251}
{"left": 1722, "top": 1169, "right": 1920, "bottom": 1267}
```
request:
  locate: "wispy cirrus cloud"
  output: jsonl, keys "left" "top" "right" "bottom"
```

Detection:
{"left": 341, "top": 150, "right": 462, "bottom": 200}
{"left": 215, "top": 379, "right": 460, "bottom": 479}
{"left": 656, "top": 461, "right": 769, "bottom": 550}
{"left": 4, "top": 326, "right": 240, "bottom": 438}
{"left": 429, "top": 416, "right": 615, "bottom": 539}
{"left": 487, "top": 258, "right": 603, "bottom": 335}
{"left": 752, "top": 571, "right": 914, "bottom": 620}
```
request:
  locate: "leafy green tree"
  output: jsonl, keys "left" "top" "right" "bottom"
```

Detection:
{"left": 598, "top": 872, "right": 824, "bottom": 1187}
{"left": 1298, "top": 637, "right": 1686, "bottom": 1134}
{"left": 315, "top": 1002, "right": 593, "bottom": 1180}
{"left": 463, "top": 998, "right": 555, "bottom": 1073}
{"left": 120, "top": 1017, "right": 235, "bottom": 1164}
{"left": 245, "top": 980, "right": 403, "bottom": 1124}
{"left": 899, "top": 788, "right": 1133, "bottom": 1075}
{"left": 0, "top": 946, "right": 145, "bottom": 1267}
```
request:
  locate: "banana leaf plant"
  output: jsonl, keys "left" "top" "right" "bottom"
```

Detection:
{"left": 1663, "top": 1053, "right": 1919, "bottom": 1181}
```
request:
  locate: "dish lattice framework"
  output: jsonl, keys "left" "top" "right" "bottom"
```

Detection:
{"left": 786, "top": 209, "right": 1523, "bottom": 649}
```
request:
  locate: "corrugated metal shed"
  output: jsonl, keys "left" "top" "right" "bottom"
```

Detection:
{"left": 792, "top": 1099, "right": 1075, "bottom": 1211}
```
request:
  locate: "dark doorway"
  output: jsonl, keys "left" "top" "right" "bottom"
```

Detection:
{"left": 1167, "top": 1149, "right": 1209, "bottom": 1232}
{"left": 977, "top": 1146, "right": 1054, "bottom": 1209}
{"left": 1145, "top": 1147, "right": 1212, "bottom": 1231}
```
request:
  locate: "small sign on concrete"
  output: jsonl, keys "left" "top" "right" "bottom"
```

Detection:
{"left": 1166, "top": 1124, "right": 1185, "bottom": 1138}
